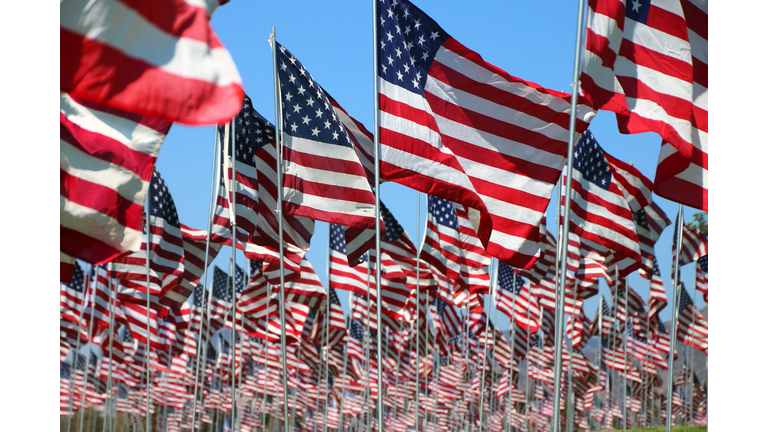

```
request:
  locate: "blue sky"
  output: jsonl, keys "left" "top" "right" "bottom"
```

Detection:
{"left": 154, "top": 0, "right": 706, "bottom": 330}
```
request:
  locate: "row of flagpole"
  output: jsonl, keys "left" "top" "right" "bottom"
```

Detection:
{"left": 68, "top": 2, "right": 702, "bottom": 431}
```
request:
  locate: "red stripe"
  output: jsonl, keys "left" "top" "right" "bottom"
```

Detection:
{"left": 618, "top": 40, "right": 693, "bottom": 84}
{"left": 282, "top": 148, "right": 374, "bottom": 201}
{"left": 117, "top": 0, "right": 225, "bottom": 47}
{"left": 61, "top": 169, "right": 144, "bottom": 234}
{"left": 379, "top": 93, "right": 441, "bottom": 132}
{"left": 61, "top": 28, "right": 243, "bottom": 126}
{"left": 428, "top": 61, "right": 589, "bottom": 136}
{"left": 61, "top": 114, "right": 158, "bottom": 179}
{"left": 681, "top": 0, "right": 707, "bottom": 40}
{"left": 645, "top": 4, "right": 690, "bottom": 41}
{"left": 282, "top": 173, "right": 376, "bottom": 211}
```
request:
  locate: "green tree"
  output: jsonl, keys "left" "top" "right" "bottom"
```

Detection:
{"left": 685, "top": 212, "right": 708, "bottom": 238}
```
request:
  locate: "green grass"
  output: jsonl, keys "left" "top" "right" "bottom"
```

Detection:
{"left": 596, "top": 427, "right": 706, "bottom": 432}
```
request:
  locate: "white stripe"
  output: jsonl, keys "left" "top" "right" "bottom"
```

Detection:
{"left": 282, "top": 190, "right": 377, "bottom": 220}
{"left": 61, "top": 0, "right": 241, "bottom": 86}
{"left": 283, "top": 137, "right": 375, "bottom": 192}
{"left": 61, "top": 93, "right": 166, "bottom": 155}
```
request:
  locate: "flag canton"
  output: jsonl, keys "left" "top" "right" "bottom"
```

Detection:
{"left": 212, "top": 266, "right": 232, "bottom": 302}
{"left": 497, "top": 262, "right": 523, "bottom": 295}
{"left": 381, "top": 202, "right": 404, "bottom": 242}
{"left": 573, "top": 130, "right": 612, "bottom": 191}
{"left": 377, "top": 0, "right": 449, "bottom": 94}
{"left": 192, "top": 285, "right": 205, "bottom": 308}
{"left": 329, "top": 287, "right": 341, "bottom": 306}
{"left": 249, "top": 259, "right": 262, "bottom": 278}
{"left": 656, "top": 314, "right": 667, "bottom": 334}
{"left": 530, "top": 334, "right": 542, "bottom": 348}
{"left": 652, "top": 255, "right": 662, "bottom": 276}
{"left": 633, "top": 208, "right": 649, "bottom": 229}
{"left": 697, "top": 255, "right": 708, "bottom": 272}
{"left": 276, "top": 42, "right": 353, "bottom": 148}
{"left": 330, "top": 224, "right": 347, "bottom": 254}
{"left": 61, "top": 362, "right": 71, "bottom": 379}
{"left": 218, "top": 96, "right": 274, "bottom": 168}
{"left": 350, "top": 319, "right": 366, "bottom": 342}
{"left": 235, "top": 264, "right": 244, "bottom": 292}
{"left": 122, "top": 326, "right": 134, "bottom": 343}
{"left": 428, "top": 195, "right": 458, "bottom": 229}
{"left": 625, "top": 0, "right": 651, "bottom": 24}
{"left": 601, "top": 296, "right": 611, "bottom": 316}
{"left": 149, "top": 168, "right": 180, "bottom": 227}
{"left": 66, "top": 262, "right": 85, "bottom": 293}
{"left": 677, "top": 284, "right": 692, "bottom": 311}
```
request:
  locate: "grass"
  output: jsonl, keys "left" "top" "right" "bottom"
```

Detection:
{"left": 596, "top": 427, "right": 706, "bottom": 432}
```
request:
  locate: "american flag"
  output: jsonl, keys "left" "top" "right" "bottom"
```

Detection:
{"left": 645, "top": 255, "right": 668, "bottom": 321}
{"left": 563, "top": 130, "right": 641, "bottom": 266}
{"left": 633, "top": 203, "right": 671, "bottom": 279}
{"left": 454, "top": 203, "right": 491, "bottom": 295}
{"left": 435, "top": 299, "right": 463, "bottom": 341}
{"left": 60, "top": 262, "right": 87, "bottom": 326}
{"left": 581, "top": 0, "right": 708, "bottom": 211}
{"left": 671, "top": 213, "right": 708, "bottom": 270}
{"left": 421, "top": 195, "right": 464, "bottom": 303}
{"left": 60, "top": 93, "right": 171, "bottom": 266}
{"left": 83, "top": 265, "right": 129, "bottom": 333}
{"left": 376, "top": 0, "right": 595, "bottom": 270}
{"left": 495, "top": 263, "right": 541, "bottom": 333}
{"left": 329, "top": 224, "right": 411, "bottom": 320}
{"left": 60, "top": 0, "right": 243, "bottom": 125}
{"left": 676, "top": 284, "right": 708, "bottom": 353}
{"left": 379, "top": 201, "right": 434, "bottom": 291}
{"left": 283, "top": 258, "right": 327, "bottom": 310}
{"left": 274, "top": 42, "right": 378, "bottom": 230}
{"left": 653, "top": 314, "right": 672, "bottom": 359}
{"left": 174, "top": 224, "right": 222, "bottom": 305}
{"left": 238, "top": 260, "right": 278, "bottom": 325}
{"left": 110, "top": 168, "right": 185, "bottom": 292}
{"left": 626, "top": 322, "right": 668, "bottom": 370}
{"left": 695, "top": 255, "right": 708, "bottom": 303}
{"left": 315, "top": 287, "right": 347, "bottom": 350}
{"left": 604, "top": 152, "right": 653, "bottom": 213}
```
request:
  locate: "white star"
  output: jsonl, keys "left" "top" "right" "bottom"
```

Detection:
{"left": 601, "top": 178, "right": 607, "bottom": 186}
{"left": 396, "top": 70, "right": 403, "bottom": 81}
{"left": 430, "top": 31, "right": 439, "bottom": 41}
{"left": 387, "top": 55, "right": 394, "bottom": 66}
{"left": 416, "top": 71, "right": 422, "bottom": 81}
{"left": 332, "top": 131, "right": 339, "bottom": 140}
{"left": 289, "top": 56, "right": 297, "bottom": 65}
{"left": 381, "top": 40, "right": 386, "bottom": 50}
{"left": 406, "top": 40, "right": 414, "bottom": 51}
{"left": 306, "top": 97, "right": 316, "bottom": 107}
{"left": 302, "top": 115, "right": 311, "bottom": 125}
{"left": 414, "top": 19, "right": 421, "bottom": 30}
{"left": 311, "top": 127, "right": 320, "bottom": 137}
{"left": 380, "top": 15, "right": 385, "bottom": 26}
{"left": 387, "top": 8, "right": 394, "bottom": 18}
{"left": 297, "top": 85, "right": 306, "bottom": 95}
{"left": 403, "top": 8, "right": 409, "bottom": 18}
{"left": 395, "top": 25, "right": 401, "bottom": 35}
{"left": 417, "top": 35, "right": 426, "bottom": 47}
{"left": 404, "top": 25, "right": 411, "bottom": 36}
{"left": 292, "top": 103, "right": 302, "bottom": 113}
{"left": 279, "top": 62, "right": 287, "bottom": 71}
{"left": 631, "top": 0, "right": 642, "bottom": 13}
{"left": 412, "top": 78, "right": 420, "bottom": 89}
{"left": 299, "top": 67, "right": 306, "bottom": 76}
{"left": 421, "top": 51, "right": 430, "bottom": 61}
{"left": 403, "top": 63, "right": 410, "bottom": 73}
{"left": 284, "top": 92, "right": 293, "bottom": 102}
{"left": 315, "top": 108, "right": 324, "bottom": 118}
{"left": 395, "top": 47, "right": 402, "bottom": 58}
{"left": 386, "top": 31, "right": 394, "bottom": 42}
{"left": 381, "top": 63, "right": 388, "bottom": 74}
{"left": 324, "top": 120, "right": 331, "bottom": 129}
{"left": 290, "top": 123, "right": 298, "bottom": 132}
{"left": 288, "top": 74, "right": 296, "bottom": 84}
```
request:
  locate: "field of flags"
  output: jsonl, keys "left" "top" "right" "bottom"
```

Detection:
{"left": 59, "top": 1, "right": 709, "bottom": 432}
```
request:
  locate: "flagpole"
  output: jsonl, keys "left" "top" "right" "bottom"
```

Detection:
{"left": 260, "top": 294, "right": 272, "bottom": 432}
{"left": 393, "top": 319, "right": 403, "bottom": 421}
{"left": 323, "top": 231, "right": 332, "bottom": 432}
{"left": 622, "top": 280, "right": 628, "bottom": 432}
{"left": 665, "top": 205, "right": 684, "bottom": 432}
{"left": 102, "top": 276, "right": 116, "bottom": 432}
{"left": 504, "top": 272, "right": 518, "bottom": 432}
{"left": 338, "top": 317, "right": 350, "bottom": 432}
{"left": 552, "top": 0, "right": 587, "bottom": 429}
{"left": 143, "top": 193, "right": 152, "bottom": 432}
{"left": 78, "top": 267, "right": 98, "bottom": 432}
{"left": 270, "top": 27, "right": 291, "bottom": 432}
{"left": 191, "top": 127, "right": 220, "bottom": 432}
{"left": 463, "top": 305, "right": 472, "bottom": 432}
{"left": 524, "top": 296, "right": 532, "bottom": 432}
{"left": 565, "top": 286, "right": 577, "bottom": 432}
{"left": 364, "top": 257, "right": 372, "bottom": 432}
{"left": 415, "top": 192, "right": 421, "bottom": 431}
{"left": 225, "top": 117, "right": 239, "bottom": 432}
{"left": 597, "top": 297, "right": 603, "bottom": 431}
{"left": 477, "top": 259, "right": 497, "bottom": 432}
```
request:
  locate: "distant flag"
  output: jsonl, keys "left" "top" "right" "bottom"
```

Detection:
{"left": 61, "top": 0, "right": 244, "bottom": 125}
{"left": 695, "top": 255, "right": 708, "bottom": 303}
{"left": 60, "top": 93, "right": 171, "bottom": 265}
{"left": 274, "top": 42, "right": 378, "bottom": 230}
{"left": 581, "top": 0, "right": 708, "bottom": 211}
{"left": 60, "top": 262, "right": 87, "bottom": 326}
{"left": 646, "top": 256, "right": 667, "bottom": 320}
{"left": 671, "top": 212, "right": 708, "bottom": 270}
{"left": 634, "top": 203, "right": 671, "bottom": 278}
{"left": 495, "top": 263, "right": 541, "bottom": 333}
{"left": 420, "top": 195, "right": 464, "bottom": 305}
{"left": 376, "top": 0, "right": 595, "bottom": 270}
{"left": 563, "top": 130, "right": 641, "bottom": 268}
{"left": 676, "top": 284, "right": 708, "bottom": 353}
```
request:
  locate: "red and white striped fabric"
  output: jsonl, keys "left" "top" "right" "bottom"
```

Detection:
{"left": 377, "top": 0, "right": 595, "bottom": 270}
{"left": 454, "top": 204, "right": 491, "bottom": 295}
{"left": 173, "top": 224, "right": 222, "bottom": 301}
{"left": 120, "top": 300, "right": 163, "bottom": 348}
{"left": 672, "top": 214, "right": 708, "bottom": 268}
{"left": 635, "top": 204, "right": 672, "bottom": 279}
{"left": 654, "top": 1, "right": 708, "bottom": 211}
{"left": 604, "top": 153, "right": 653, "bottom": 213}
{"left": 60, "top": 0, "right": 243, "bottom": 125}
{"left": 646, "top": 256, "right": 667, "bottom": 320}
{"left": 676, "top": 286, "right": 708, "bottom": 353}
{"left": 420, "top": 196, "right": 465, "bottom": 304}
{"left": 283, "top": 258, "right": 327, "bottom": 310}
{"left": 581, "top": 0, "right": 704, "bottom": 176}
{"left": 60, "top": 93, "right": 171, "bottom": 265}
{"left": 695, "top": 256, "right": 708, "bottom": 303}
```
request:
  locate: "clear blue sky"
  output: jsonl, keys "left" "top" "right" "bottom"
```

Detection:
{"left": 154, "top": 0, "right": 706, "bottom": 330}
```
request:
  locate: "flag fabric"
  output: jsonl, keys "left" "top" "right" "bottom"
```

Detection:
{"left": 671, "top": 213, "right": 708, "bottom": 269}
{"left": 580, "top": 0, "right": 707, "bottom": 200}
{"left": 376, "top": 0, "right": 595, "bottom": 270}
{"left": 646, "top": 256, "right": 667, "bottom": 320}
{"left": 274, "top": 42, "right": 378, "bottom": 229}
{"left": 61, "top": 262, "right": 87, "bottom": 326}
{"left": 110, "top": 168, "right": 185, "bottom": 290}
{"left": 676, "top": 284, "right": 708, "bottom": 353}
{"left": 176, "top": 224, "right": 223, "bottom": 301}
{"left": 60, "top": 0, "right": 243, "bottom": 125}
{"left": 653, "top": 1, "right": 709, "bottom": 211}
{"left": 604, "top": 153, "right": 653, "bottom": 213}
{"left": 60, "top": 92, "right": 171, "bottom": 265}
{"left": 695, "top": 255, "right": 708, "bottom": 303}
{"left": 563, "top": 130, "right": 641, "bottom": 267}
{"left": 420, "top": 195, "right": 464, "bottom": 303}
{"left": 634, "top": 203, "right": 670, "bottom": 279}
{"left": 454, "top": 203, "right": 492, "bottom": 294}
{"left": 495, "top": 263, "right": 541, "bottom": 333}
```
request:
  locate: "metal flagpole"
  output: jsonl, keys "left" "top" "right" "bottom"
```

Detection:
{"left": 608, "top": 272, "right": 618, "bottom": 428}
{"left": 372, "top": 3, "right": 385, "bottom": 431}
{"left": 191, "top": 127, "right": 220, "bottom": 432}
{"left": 323, "top": 231, "right": 332, "bottom": 432}
{"left": 622, "top": 279, "right": 628, "bottom": 432}
{"left": 364, "top": 259, "right": 372, "bottom": 432}
{"left": 144, "top": 196, "right": 152, "bottom": 432}
{"left": 270, "top": 27, "right": 291, "bottom": 432}
{"left": 78, "top": 267, "right": 98, "bottom": 432}
{"left": 393, "top": 320, "right": 403, "bottom": 421}
{"left": 261, "top": 292, "right": 272, "bottom": 432}
{"left": 524, "top": 296, "right": 532, "bottom": 432}
{"left": 67, "top": 263, "right": 91, "bottom": 432}
{"left": 596, "top": 297, "right": 603, "bottom": 431}
{"left": 337, "top": 317, "right": 350, "bottom": 432}
{"left": 505, "top": 272, "right": 518, "bottom": 432}
{"left": 228, "top": 118, "right": 239, "bottom": 432}
{"left": 665, "top": 204, "right": 684, "bottom": 432}
{"left": 463, "top": 305, "right": 472, "bottom": 432}
{"left": 415, "top": 192, "right": 421, "bottom": 430}
{"left": 565, "top": 286, "right": 577, "bottom": 432}
{"left": 477, "top": 259, "right": 497, "bottom": 432}
{"left": 102, "top": 276, "right": 116, "bottom": 432}
{"left": 552, "top": 0, "right": 587, "bottom": 430}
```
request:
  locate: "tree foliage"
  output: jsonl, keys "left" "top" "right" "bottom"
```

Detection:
{"left": 685, "top": 212, "right": 708, "bottom": 238}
